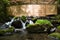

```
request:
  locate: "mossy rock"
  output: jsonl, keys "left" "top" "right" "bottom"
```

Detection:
{"left": 49, "top": 32, "right": 60, "bottom": 40}
{"left": 11, "top": 20, "right": 23, "bottom": 28}
{"left": 26, "top": 24, "right": 44, "bottom": 33}
{"left": 35, "top": 19, "right": 52, "bottom": 26}
{"left": 0, "top": 26, "right": 14, "bottom": 35}
{"left": 56, "top": 26, "right": 60, "bottom": 33}
{"left": 20, "top": 16, "right": 26, "bottom": 22}
{"left": 26, "top": 23, "right": 54, "bottom": 33}
{"left": 57, "top": 26, "right": 60, "bottom": 30}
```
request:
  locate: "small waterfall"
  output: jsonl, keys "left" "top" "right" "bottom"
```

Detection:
{"left": 9, "top": 18, "right": 15, "bottom": 25}
{"left": 29, "top": 20, "right": 34, "bottom": 24}
{"left": 20, "top": 19, "right": 34, "bottom": 29}
{"left": 50, "top": 27, "right": 56, "bottom": 32}
{"left": 22, "top": 23, "right": 26, "bottom": 29}
{"left": 20, "top": 20, "right": 27, "bottom": 29}
{"left": 1, "top": 18, "right": 15, "bottom": 28}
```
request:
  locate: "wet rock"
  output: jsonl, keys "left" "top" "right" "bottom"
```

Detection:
{"left": 11, "top": 20, "right": 22, "bottom": 28}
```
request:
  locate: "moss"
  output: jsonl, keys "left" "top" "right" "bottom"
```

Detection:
{"left": 56, "top": 26, "right": 60, "bottom": 33}
{"left": 7, "top": 26, "right": 15, "bottom": 32}
{"left": 57, "top": 26, "right": 60, "bottom": 30}
{"left": 35, "top": 19, "right": 52, "bottom": 26}
{"left": 49, "top": 32, "right": 60, "bottom": 40}
{"left": 21, "top": 16, "right": 26, "bottom": 22}
{"left": 32, "top": 18, "right": 37, "bottom": 23}
{"left": 0, "top": 26, "right": 14, "bottom": 35}
{"left": 26, "top": 24, "right": 45, "bottom": 32}
{"left": 26, "top": 23, "right": 54, "bottom": 33}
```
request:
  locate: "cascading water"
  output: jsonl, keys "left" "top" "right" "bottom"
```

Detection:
{"left": 20, "top": 20, "right": 28, "bottom": 29}
{"left": 20, "top": 19, "right": 34, "bottom": 29}
{"left": 18, "top": 19, "right": 34, "bottom": 35}
{"left": 1, "top": 17, "right": 15, "bottom": 28}
{"left": 29, "top": 20, "right": 34, "bottom": 24}
{"left": 50, "top": 27, "right": 56, "bottom": 32}
{"left": 6, "top": 18, "right": 15, "bottom": 26}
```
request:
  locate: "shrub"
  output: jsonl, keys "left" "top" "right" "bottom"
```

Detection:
{"left": 49, "top": 32, "right": 60, "bottom": 40}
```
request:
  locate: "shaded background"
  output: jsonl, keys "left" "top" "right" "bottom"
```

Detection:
{"left": 0, "top": 0, "right": 58, "bottom": 23}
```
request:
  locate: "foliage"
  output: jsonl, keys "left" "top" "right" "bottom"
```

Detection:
{"left": 49, "top": 32, "right": 60, "bottom": 40}
{"left": 58, "top": 0, "right": 60, "bottom": 4}
{"left": 54, "top": 15, "right": 60, "bottom": 20}
{"left": 3, "top": 0, "right": 10, "bottom": 4}
{"left": 0, "top": 0, "right": 13, "bottom": 23}
{"left": 35, "top": 19, "right": 52, "bottom": 26}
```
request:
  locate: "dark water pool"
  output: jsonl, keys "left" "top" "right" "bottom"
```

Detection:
{"left": 0, "top": 33, "right": 51, "bottom": 40}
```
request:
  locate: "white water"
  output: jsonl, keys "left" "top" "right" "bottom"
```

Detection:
{"left": 1, "top": 17, "right": 34, "bottom": 30}
{"left": 29, "top": 20, "right": 34, "bottom": 24}
{"left": 20, "top": 20, "right": 27, "bottom": 29}
{"left": 20, "top": 19, "right": 34, "bottom": 29}
{"left": 1, "top": 18, "right": 15, "bottom": 28}
{"left": 50, "top": 27, "right": 56, "bottom": 32}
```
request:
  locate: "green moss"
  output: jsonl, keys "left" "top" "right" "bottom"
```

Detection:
{"left": 21, "top": 16, "right": 26, "bottom": 22}
{"left": 26, "top": 24, "right": 45, "bottom": 32}
{"left": 7, "top": 26, "right": 15, "bottom": 32}
{"left": 49, "top": 32, "right": 60, "bottom": 40}
{"left": 35, "top": 19, "right": 52, "bottom": 25}
{"left": 57, "top": 26, "right": 60, "bottom": 30}
{"left": 56, "top": 26, "right": 60, "bottom": 32}
{"left": 26, "top": 23, "right": 54, "bottom": 33}
{"left": 0, "top": 26, "right": 14, "bottom": 35}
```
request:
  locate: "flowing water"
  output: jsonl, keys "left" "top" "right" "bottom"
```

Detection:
{"left": 1, "top": 18, "right": 15, "bottom": 28}
{"left": 20, "top": 19, "right": 34, "bottom": 29}
{"left": 0, "top": 33, "right": 51, "bottom": 40}
{"left": 0, "top": 17, "right": 53, "bottom": 40}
